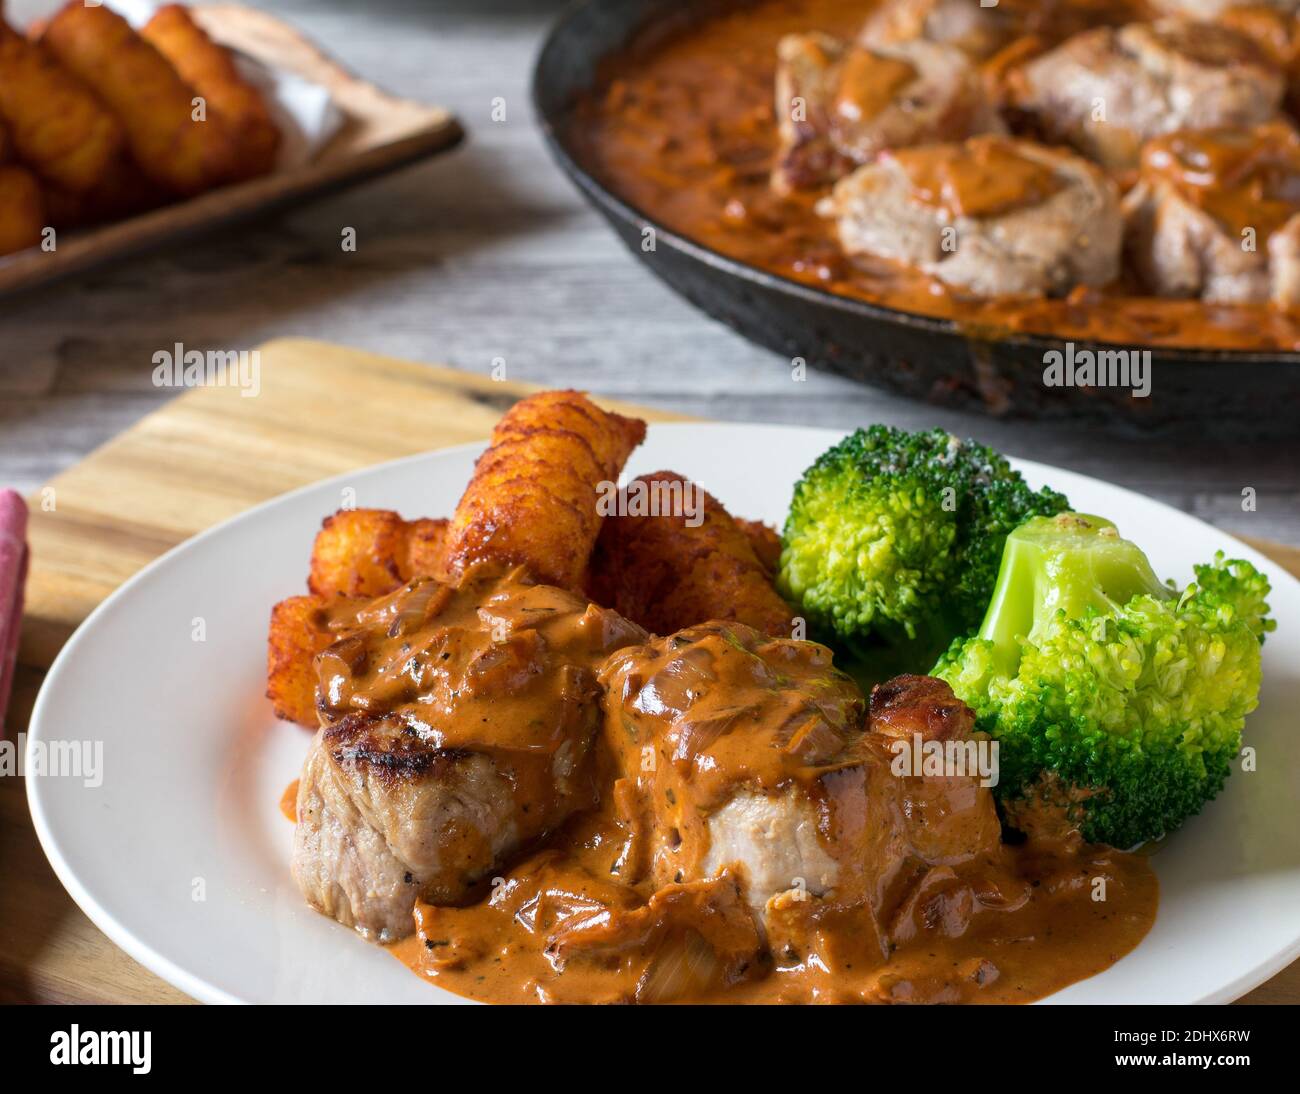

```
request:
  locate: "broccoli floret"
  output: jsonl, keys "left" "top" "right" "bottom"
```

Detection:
{"left": 934, "top": 512, "right": 1274, "bottom": 848}
{"left": 777, "top": 425, "right": 1069, "bottom": 660}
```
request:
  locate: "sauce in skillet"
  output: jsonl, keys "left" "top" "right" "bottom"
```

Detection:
{"left": 567, "top": 0, "right": 1300, "bottom": 350}
{"left": 894, "top": 137, "right": 1066, "bottom": 219}
{"left": 1141, "top": 122, "right": 1300, "bottom": 240}
{"left": 835, "top": 49, "right": 917, "bottom": 122}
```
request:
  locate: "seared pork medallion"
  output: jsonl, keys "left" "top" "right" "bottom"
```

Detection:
{"left": 819, "top": 135, "right": 1122, "bottom": 296}
{"left": 1124, "top": 121, "right": 1300, "bottom": 307}
{"left": 1153, "top": 0, "right": 1299, "bottom": 15}
{"left": 858, "top": 0, "right": 1032, "bottom": 60}
{"left": 599, "top": 622, "right": 1024, "bottom": 956}
{"left": 292, "top": 566, "right": 647, "bottom": 939}
{"left": 773, "top": 31, "right": 1002, "bottom": 192}
{"left": 1010, "top": 18, "right": 1284, "bottom": 169}
{"left": 598, "top": 621, "right": 868, "bottom": 926}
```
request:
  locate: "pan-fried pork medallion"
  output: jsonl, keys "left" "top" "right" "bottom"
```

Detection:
{"left": 1123, "top": 121, "right": 1300, "bottom": 307}
{"left": 819, "top": 135, "right": 1122, "bottom": 296}
{"left": 859, "top": 0, "right": 1026, "bottom": 60}
{"left": 1153, "top": 0, "right": 1299, "bottom": 16}
{"left": 1011, "top": 18, "right": 1285, "bottom": 169}
{"left": 598, "top": 621, "right": 868, "bottom": 926}
{"left": 773, "top": 31, "right": 1002, "bottom": 192}
{"left": 292, "top": 565, "right": 647, "bottom": 940}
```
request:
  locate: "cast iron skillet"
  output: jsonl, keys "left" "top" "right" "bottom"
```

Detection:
{"left": 532, "top": 0, "right": 1298, "bottom": 437}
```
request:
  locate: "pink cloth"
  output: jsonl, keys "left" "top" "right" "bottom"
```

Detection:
{"left": 0, "top": 490, "right": 29, "bottom": 737}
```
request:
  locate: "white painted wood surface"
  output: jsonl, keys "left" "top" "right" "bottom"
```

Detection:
{"left": 1, "top": 0, "right": 1295, "bottom": 544}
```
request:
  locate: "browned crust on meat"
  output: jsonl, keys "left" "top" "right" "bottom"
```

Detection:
{"left": 324, "top": 713, "right": 478, "bottom": 786}
{"left": 869, "top": 673, "right": 975, "bottom": 742}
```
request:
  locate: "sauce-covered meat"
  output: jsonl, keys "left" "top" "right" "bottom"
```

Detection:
{"left": 773, "top": 31, "right": 1002, "bottom": 192}
{"left": 389, "top": 638, "right": 1157, "bottom": 1004}
{"left": 291, "top": 566, "right": 647, "bottom": 939}
{"left": 569, "top": 0, "right": 1300, "bottom": 349}
{"left": 1011, "top": 18, "right": 1283, "bottom": 169}
{"left": 599, "top": 622, "right": 868, "bottom": 924}
{"left": 822, "top": 135, "right": 1122, "bottom": 296}
{"left": 1124, "top": 120, "right": 1300, "bottom": 306}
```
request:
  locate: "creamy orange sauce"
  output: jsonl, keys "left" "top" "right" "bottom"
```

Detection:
{"left": 380, "top": 625, "right": 1157, "bottom": 1005}
{"left": 893, "top": 137, "right": 1066, "bottom": 219}
{"left": 835, "top": 48, "right": 917, "bottom": 121}
{"left": 391, "top": 835, "right": 1156, "bottom": 1004}
{"left": 1142, "top": 122, "right": 1300, "bottom": 240}
{"left": 568, "top": 0, "right": 1300, "bottom": 350}
{"left": 280, "top": 778, "right": 299, "bottom": 822}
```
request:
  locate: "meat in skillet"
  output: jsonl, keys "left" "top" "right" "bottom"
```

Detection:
{"left": 292, "top": 567, "right": 647, "bottom": 940}
{"left": 1152, "top": 0, "right": 1299, "bottom": 16}
{"left": 772, "top": 32, "right": 1002, "bottom": 193}
{"left": 859, "top": 0, "right": 1145, "bottom": 62}
{"left": 1123, "top": 122, "right": 1300, "bottom": 308}
{"left": 1009, "top": 19, "right": 1284, "bottom": 169}
{"left": 818, "top": 135, "right": 1122, "bottom": 297}
{"left": 858, "top": 0, "right": 1028, "bottom": 61}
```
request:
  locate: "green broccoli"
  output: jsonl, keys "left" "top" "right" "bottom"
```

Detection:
{"left": 777, "top": 425, "right": 1069, "bottom": 661}
{"left": 934, "top": 512, "right": 1274, "bottom": 848}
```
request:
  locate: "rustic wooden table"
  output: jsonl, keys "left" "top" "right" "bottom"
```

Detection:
{"left": 0, "top": 0, "right": 1296, "bottom": 1004}
{"left": 2, "top": 0, "right": 1298, "bottom": 543}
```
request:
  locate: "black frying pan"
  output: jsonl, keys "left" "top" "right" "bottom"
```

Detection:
{"left": 532, "top": 0, "right": 1299, "bottom": 437}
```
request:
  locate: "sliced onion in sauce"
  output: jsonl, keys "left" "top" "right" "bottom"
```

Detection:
{"left": 387, "top": 580, "right": 442, "bottom": 638}
{"left": 636, "top": 930, "right": 721, "bottom": 1003}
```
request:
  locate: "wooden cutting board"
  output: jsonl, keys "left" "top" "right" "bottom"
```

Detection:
{"left": 4, "top": 337, "right": 1296, "bottom": 1004}
{"left": 16, "top": 337, "right": 687, "bottom": 670}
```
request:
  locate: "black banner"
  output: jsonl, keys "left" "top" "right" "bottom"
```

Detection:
{"left": 1, "top": 1002, "right": 1292, "bottom": 1076}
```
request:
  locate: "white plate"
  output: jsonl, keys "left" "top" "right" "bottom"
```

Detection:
{"left": 25, "top": 423, "right": 1300, "bottom": 1004}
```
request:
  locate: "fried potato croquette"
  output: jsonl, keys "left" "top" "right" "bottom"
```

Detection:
{"left": 736, "top": 518, "right": 782, "bottom": 577}
{"left": 441, "top": 391, "right": 646, "bottom": 591}
{"left": 588, "top": 471, "right": 795, "bottom": 637}
{"left": 267, "top": 594, "right": 363, "bottom": 726}
{"left": 0, "top": 20, "right": 124, "bottom": 193}
{"left": 0, "top": 162, "right": 44, "bottom": 255}
{"left": 143, "top": 5, "right": 280, "bottom": 179}
{"left": 307, "top": 509, "right": 449, "bottom": 598}
{"left": 41, "top": 2, "right": 242, "bottom": 196}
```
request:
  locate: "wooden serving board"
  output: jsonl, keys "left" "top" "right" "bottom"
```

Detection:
{"left": 0, "top": 5, "right": 462, "bottom": 297}
{"left": 3, "top": 337, "right": 1295, "bottom": 1004}
{"left": 17, "top": 338, "right": 686, "bottom": 669}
